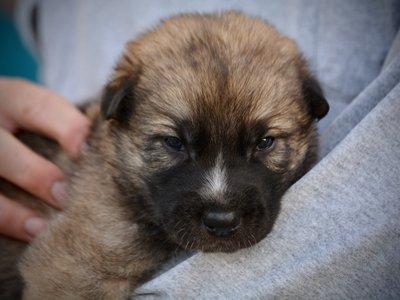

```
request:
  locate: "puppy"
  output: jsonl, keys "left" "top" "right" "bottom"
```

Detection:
{"left": 0, "top": 11, "right": 328, "bottom": 299}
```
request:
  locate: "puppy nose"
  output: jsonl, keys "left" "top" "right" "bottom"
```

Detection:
{"left": 203, "top": 211, "right": 241, "bottom": 237}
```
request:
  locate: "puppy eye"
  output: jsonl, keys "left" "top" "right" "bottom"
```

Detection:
{"left": 256, "top": 137, "right": 275, "bottom": 151}
{"left": 164, "top": 136, "right": 185, "bottom": 152}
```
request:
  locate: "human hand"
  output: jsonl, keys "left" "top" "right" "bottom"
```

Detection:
{"left": 0, "top": 78, "right": 90, "bottom": 242}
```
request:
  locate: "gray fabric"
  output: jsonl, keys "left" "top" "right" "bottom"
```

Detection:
{"left": 320, "top": 52, "right": 400, "bottom": 158}
{"left": 383, "top": 29, "right": 400, "bottom": 71}
{"left": 15, "top": 0, "right": 400, "bottom": 299}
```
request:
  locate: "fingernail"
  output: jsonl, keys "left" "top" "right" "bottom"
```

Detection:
{"left": 80, "top": 141, "right": 89, "bottom": 157}
{"left": 24, "top": 217, "right": 47, "bottom": 237}
{"left": 51, "top": 181, "right": 67, "bottom": 208}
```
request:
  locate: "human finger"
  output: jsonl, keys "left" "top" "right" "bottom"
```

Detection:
{"left": 0, "top": 78, "right": 90, "bottom": 157}
{"left": 0, "top": 127, "right": 66, "bottom": 208}
{"left": 0, "top": 194, "right": 47, "bottom": 242}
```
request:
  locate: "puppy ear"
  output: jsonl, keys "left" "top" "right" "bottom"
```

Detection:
{"left": 101, "top": 80, "right": 135, "bottom": 125}
{"left": 302, "top": 76, "right": 329, "bottom": 120}
{"left": 101, "top": 45, "right": 142, "bottom": 125}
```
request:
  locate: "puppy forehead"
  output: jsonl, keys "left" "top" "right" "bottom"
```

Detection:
{"left": 138, "top": 66, "right": 305, "bottom": 137}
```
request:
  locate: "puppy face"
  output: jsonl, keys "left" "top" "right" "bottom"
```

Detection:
{"left": 102, "top": 12, "right": 328, "bottom": 252}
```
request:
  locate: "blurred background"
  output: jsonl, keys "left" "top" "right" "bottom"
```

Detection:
{"left": 0, "top": 1, "right": 38, "bottom": 82}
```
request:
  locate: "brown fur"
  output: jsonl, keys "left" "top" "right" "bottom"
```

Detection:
{"left": 0, "top": 12, "right": 328, "bottom": 299}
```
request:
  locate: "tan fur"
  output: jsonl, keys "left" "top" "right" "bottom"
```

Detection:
{"left": 0, "top": 11, "right": 328, "bottom": 299}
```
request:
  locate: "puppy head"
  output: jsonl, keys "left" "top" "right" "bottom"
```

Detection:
{"left": 102, "top": 12, "right": 328, "bottom": 252}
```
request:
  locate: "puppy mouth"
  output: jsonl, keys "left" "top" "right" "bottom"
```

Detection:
{"left": 163, "top": 206, "right": 272, "bottom": 253}
{"left": 167, "top": 223, "right": 270, "bottom": 253}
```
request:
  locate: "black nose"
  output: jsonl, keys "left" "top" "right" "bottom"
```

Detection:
{"left": 203, "top": 211, "right": 241, "bottom": 237}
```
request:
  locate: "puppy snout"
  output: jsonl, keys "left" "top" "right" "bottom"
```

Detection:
{"left": 203, "top": 211, "right": 241, "bottom": 237}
